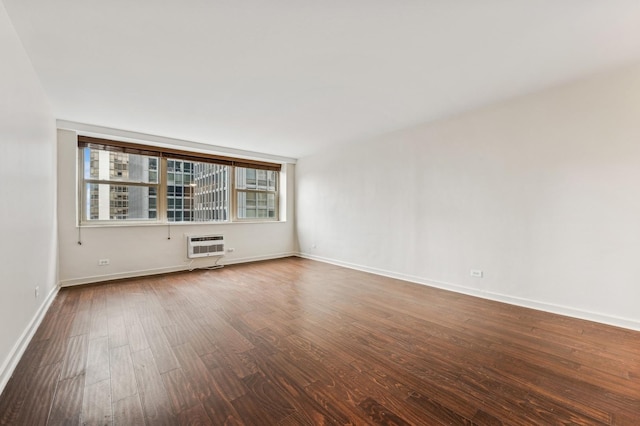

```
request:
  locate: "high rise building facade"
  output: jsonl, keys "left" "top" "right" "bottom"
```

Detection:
{"left": 87, "top": 150, "right": 157, "bottom": 220}
{"left": 193, "top": 162, "right": 228, "bottom": 221}
{"left": 86, "top": 150, "right": 233, "bottom": 222}
{"left": 166, "top": 159, "right": 229, "bottom": 222}
{"left": 235, "top": 167, "right": 277, "bottom": 219}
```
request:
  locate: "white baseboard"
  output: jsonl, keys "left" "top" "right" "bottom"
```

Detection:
{"left": 222, "top": 252, "right": 297, "bottom": 266}
{"left": 59, "top": 252, "right": 297, "bottom": 287}
{"left": 0, "top": 285, "right": 59, "bottom": 395}
{"left": 298, "top": 252, "right": 640, "bottom": 332}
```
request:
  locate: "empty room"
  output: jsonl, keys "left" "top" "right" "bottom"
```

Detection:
{"left": 1, "top": 1, "right": 640, "bottom": 425}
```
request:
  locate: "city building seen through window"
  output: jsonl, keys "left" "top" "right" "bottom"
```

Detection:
{"left": 81, "top": 142, "right": 279, "bottom": 223}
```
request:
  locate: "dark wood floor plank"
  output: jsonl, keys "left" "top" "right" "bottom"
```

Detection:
{"left": 107, "top": 314, "right": 129, "bottom": 349}
{"left": 34, "top": 308, "right": 69, "bottom": 342}
{"left": 137, "top": 282, "right": 175, "bottom": 328}
{"left": 106, "top": 284, "right": 125, "bottom": 316}
{"left": 123, "top": 311, "right": 150, "bottom": 353}
{"left": 39, "top": 313, "right": 75, "bottom": 367}
{"left": 472, "top": 409, "right": 503, "bottom": 425}
{"left": 75, "top": 287, "right": 95, "bottom": 312}
{"left": 200, "top": 393, "right": 243, "bottom": 425}
{"left": 161, "top": 323, "right": 186, "bottom": 348}
{"left": 14, "top": 362, "right": 62, "bottom": 426}
{"left": 48, "top": 373, "right": 84, "bottom": 426}
{"left": 206, "top": 366, "right": 248, "bottom": 401}
{"left": 0, "top": 341, "right": 51, "bottom": 425}
{"left": 171, "top": 342, "right": 221, "bottom": 402}
{"left": 231, "top": 372, "right": 296, "bottom": 424}
{"left": 109, "top": 345, "right": 137, "bottom": 403}
{"left": 69, "top": 308, "right": 91, "bottom": 337}
{"left": 251, "top": 351, "right": 351, "bottom": 425}
{"left": 45, "top": 290, "right": 69, "bottom": 315}
{"left": 344, "top": 320, "right": 576, "bottom": 424}
{"left": 2, "top": 257, "right": 640, "bottom": 425}
{"left": 89, "top": 311, "right": 109, "bottom": 340}
{"left": 112, "top": 394, "right": 145, "bottom": 426}
{"left": 81, "top": 378, "right": 112, "bottom": 426}
{"left": 358, "top": 397, "right": 412, "bottom": 426}
{"left": 90, "top": 285, "right": 108, "bottom": 310}
{"left": 85, "top": 336, "right": 110, "bottom": 386}
{"left": 130, "top": 348, "right": 177, "bottom": 425}
{"left": 205, "top": 344, "right": 260, "bottom": 380}
{"left": 164, "top": 304, "right": 215, "bottom": 355}
{"left": 278, "top": 411, "right": 316, "bottom": 426}
{"left": 161, "top": 368, "right": 199, "bottom": 415}
{"left": 58, "top": 289, "right": 81, "bottom": 316}
{"left": 0, "top": 375, "right": 31, "bottom": 425}
{"left": 139, "top": 315, "right": 180, "bottom": 374}
{"left": 60, "top": 334, "right": 88, "bottom": 381}
{"left": 176, "top": 403, "right": 213, "bottom": 426}
{"left": 408, "top": 392, "right": 478, "bottom": 425}
{"left": 303, "top": 377, "right": 366, "bottom": 423}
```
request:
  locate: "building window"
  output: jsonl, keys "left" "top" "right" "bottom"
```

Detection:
{"left": 166, "top": 159, "right": 230, "bottom": 223}
{"left": 78, "top": 137, "right": 281, "bottom": 224}
{"left": 82, "top": 149, "right": 159, "bottom": 221}
{"left": 235, "top": 167, "right": 278, "bottom": 219}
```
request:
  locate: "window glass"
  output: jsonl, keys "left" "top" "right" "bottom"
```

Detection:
{"left": 81, "top": 145, "right": 278, "bottom": 223}
{"left": 83, "top": 148, "right": 159, "bottom": 221}
{"left": 235, "top": 167, "right": 278, "bottom": 220}
{"left": 167, "top": 160, "right": 230, "bottom": 223}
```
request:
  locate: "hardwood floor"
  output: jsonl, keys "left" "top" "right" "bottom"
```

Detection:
{"left": 1, "top": 257, "right": 639, "bottom": 425}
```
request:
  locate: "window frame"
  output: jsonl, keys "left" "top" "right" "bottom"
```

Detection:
{"left": 232, "top": 167, "right": 279, "bottom": 222}
{"left": 79, "top": 149, "right": 161, "bottom": 223}
{"left": 77, "top": 136, "right": 282, "bottom": 225}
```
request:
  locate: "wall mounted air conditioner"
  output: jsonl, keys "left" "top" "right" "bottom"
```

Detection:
{"left": 187, "top": 234, "right": 225, "bottom": 259}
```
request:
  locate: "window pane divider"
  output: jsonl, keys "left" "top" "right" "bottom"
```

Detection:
{"left": 83, "top": 179, "right": 159, "bottom": 188}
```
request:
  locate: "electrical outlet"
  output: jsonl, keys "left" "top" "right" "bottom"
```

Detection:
{"left": 227, "top": 248, "right": 235, "bottom": 252}
{"left": 35, "top": 286, "right": 39, "bottom": 298}
{"left": 470, "top": 269, "right": 483, "bottom": 278}
{"left": 98, "top": 259, "right": 110, "bottom": 266}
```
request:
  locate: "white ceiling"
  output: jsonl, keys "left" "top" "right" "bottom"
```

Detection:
{"left": 5, "top": 1, "right": 640, "bottom": 158}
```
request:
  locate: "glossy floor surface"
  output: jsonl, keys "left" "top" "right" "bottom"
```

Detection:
{"left": 1, "top": 257, "right": 639, "bottom": 425}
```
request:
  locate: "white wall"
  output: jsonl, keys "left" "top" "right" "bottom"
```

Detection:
{"left": 296, "top": 62, "right": 640, "bottom": 331}
{"left": 57, "top": 129, "right": 297, "bottom": 286}
{"left": 0, "top": 1, "right": 58, "bottom": 390}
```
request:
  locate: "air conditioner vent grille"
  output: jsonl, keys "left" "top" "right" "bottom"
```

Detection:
{"left": 187, "top": 234, "right": 225, "bottom": 259}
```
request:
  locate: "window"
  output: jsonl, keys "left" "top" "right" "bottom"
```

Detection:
{"left": 78, "top": 136, "right": 281, "bottom": 224}
{"left": 235, "top": 167, "right": 278, "bottom": 219}
{"left": 190, "top": 161, "right": 229, "bottom": 222}
{"left": 82, "top": 149, "right": 159, "bottom": 221}
{"left": 165, "top": 159, "right": 230, "bottom": 223}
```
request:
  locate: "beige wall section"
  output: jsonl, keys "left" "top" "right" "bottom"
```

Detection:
{"left": 296, "top": 61, "right": 640, "bottom": 331}
{"left": 57, "top": 129, "right": 296, "bottom": 286}
{"left": 0, "top": 1, "right": 58, "bottom": 391}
